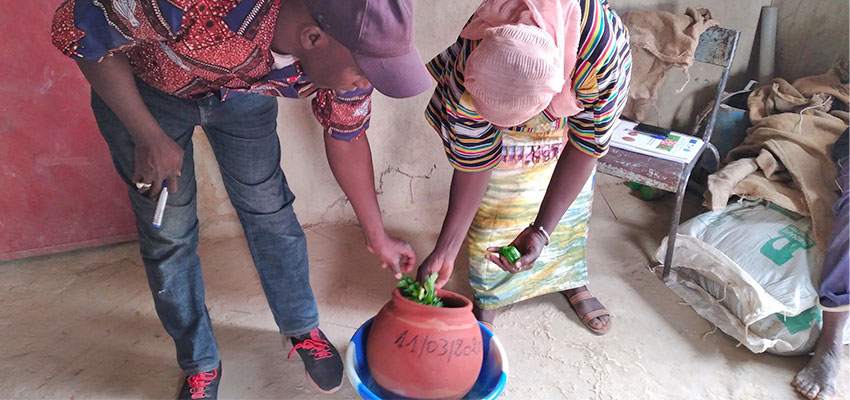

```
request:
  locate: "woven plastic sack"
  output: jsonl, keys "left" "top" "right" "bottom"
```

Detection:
{"left": 657, "top": 200, "right": 829, "bottom": 355}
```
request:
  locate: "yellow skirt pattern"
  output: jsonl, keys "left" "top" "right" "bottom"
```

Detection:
{"left": 467, "top": 127, "right": 594, "bottom": 310}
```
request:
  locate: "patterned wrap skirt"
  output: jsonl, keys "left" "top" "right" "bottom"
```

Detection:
{"left": 467, "top": 121, "right": 595, "bottom": 310}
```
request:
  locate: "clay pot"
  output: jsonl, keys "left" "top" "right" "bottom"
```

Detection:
{"left": 367, "top": 288, "right": 483, "bottom": 400}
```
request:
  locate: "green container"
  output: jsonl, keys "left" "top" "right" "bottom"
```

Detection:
{"left": 625, "top": 181, "right": 665, "bottom": 201}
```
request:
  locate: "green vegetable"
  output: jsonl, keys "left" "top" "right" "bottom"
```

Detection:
{"left": 499, "top": 246, "right": 522, "bottom": 264}
{"left": 398, "top": 273, "right": 444, "bottom": 307}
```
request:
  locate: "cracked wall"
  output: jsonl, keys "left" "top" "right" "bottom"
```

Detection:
{"left": 193, "top": 4, "right": 476, "bottom": 240}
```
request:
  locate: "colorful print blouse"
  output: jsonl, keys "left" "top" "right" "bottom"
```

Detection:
{"left": 51, "top": 0, "right": 371, "bottom": 141}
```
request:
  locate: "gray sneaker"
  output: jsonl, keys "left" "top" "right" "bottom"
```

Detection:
{"left": 288, "top": 329, "right": 343, "bottom": 394}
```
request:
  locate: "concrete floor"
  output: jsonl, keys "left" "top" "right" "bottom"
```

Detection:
{"left": 1, "top": 175, "right": 847, "bottom": 399}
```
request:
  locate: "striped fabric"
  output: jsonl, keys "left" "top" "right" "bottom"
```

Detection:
{"left": 467, "top": 140, "right": 595, "bottom": 309}
{"left": 425, "top": 0, "right": 632, "bottom": 171}
{"left": 425, "top": 41, "right": 505, "bottom": 172}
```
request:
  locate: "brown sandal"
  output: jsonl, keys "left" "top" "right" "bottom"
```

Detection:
{"left": 565, "top": 290, "right": 612, "bottom": 335}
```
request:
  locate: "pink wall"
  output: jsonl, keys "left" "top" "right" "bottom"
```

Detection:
{"left": 0, "top": 2, "right": 137, "bottom": 260}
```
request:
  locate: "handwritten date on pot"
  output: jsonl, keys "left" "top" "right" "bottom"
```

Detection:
{"left": 393, "top": 330, "right": 481, "bottom": 363}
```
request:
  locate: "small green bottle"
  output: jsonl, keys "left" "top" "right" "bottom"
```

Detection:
{"left": 499, "top": 246, "right": 522, "bottom": 264}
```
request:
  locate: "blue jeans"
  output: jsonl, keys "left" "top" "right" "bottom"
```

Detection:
{"left": 91, "top": 81, "right": 319, "bottom": 374}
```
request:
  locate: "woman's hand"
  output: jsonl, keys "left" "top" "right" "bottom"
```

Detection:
{"left": 486, "top": 225, "right": 548, "bottom": 273}
{"left": 415, "top": 168, "right": 493, "bottom": 288}
{"left": 416, "top": 251, "right": 456, "bottom": 289}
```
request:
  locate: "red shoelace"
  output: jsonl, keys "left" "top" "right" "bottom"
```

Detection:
{"left": 288, "top": 329, "right": 334, "bottom": 360}
{"left": 187, "top": 369, "right": 218, "bottom": 399}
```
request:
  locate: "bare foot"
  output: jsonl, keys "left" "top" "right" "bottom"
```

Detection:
{"left": 792, "top": 311, "right": 848, "bottom": 399}
{"left": 561, "top": 286, "right": 612, "bottom": 335}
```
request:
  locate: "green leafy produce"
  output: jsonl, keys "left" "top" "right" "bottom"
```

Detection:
{"left": 398, "top": 273, "right": 444, "bottom": 307}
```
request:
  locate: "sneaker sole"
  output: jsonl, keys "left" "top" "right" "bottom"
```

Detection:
{"left": 304, "top": 370, "right": 342, "bottom": 394}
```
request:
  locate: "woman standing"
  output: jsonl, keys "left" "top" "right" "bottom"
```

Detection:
{"left": 418, "top": 0, "right": 631, "bottom": 335}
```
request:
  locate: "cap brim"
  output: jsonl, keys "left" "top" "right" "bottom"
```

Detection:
{"left": 354, "top": 48, "right": 433, "bottom": 99}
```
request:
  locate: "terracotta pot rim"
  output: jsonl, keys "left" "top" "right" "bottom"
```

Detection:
{"left": 391, "top": 287, "right": 473, "bottom": 313}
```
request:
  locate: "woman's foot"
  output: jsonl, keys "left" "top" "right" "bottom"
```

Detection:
{"left": 473, "top": 305, "right": 498, "bottom": 331}
{"left": 561, "top": 286, "right": 612, "bottom": 335}
{"left": 792, "top": 311, "right": 848, "bottom": 400}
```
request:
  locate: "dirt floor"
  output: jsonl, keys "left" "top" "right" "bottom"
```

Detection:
{"left": 1, "top": 174, "right": 847, "bottom": 399}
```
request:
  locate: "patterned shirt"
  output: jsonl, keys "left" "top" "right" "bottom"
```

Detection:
{"left": 425, "top": 0, "right": 632, "bottom": 171}
{"left": 51, "top": 0, "right": 371, "bottom": 141}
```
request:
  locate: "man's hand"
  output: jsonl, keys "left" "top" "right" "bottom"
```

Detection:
{"left": 486, "top": 225, "right": 547, "bottom": 273}
{"left": 416, "top": 251, "right": 456, "bottom": 289}
{"left": 366, "top": 234, "right": 416, "bottom": 279}
{"left": 75, "top": 55, "right": 182, "bottom": 199}
{"left": 133, "top": 133, "right": 183, "bottom": 198}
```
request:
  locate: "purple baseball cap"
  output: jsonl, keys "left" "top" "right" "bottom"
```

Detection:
{"left": 306, "top": 0, "right": 433, "bottom": 99}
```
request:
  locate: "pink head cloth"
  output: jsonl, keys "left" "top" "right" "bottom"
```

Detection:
{"left": 460, "top": 0, "right": 583, "bottom": 127}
